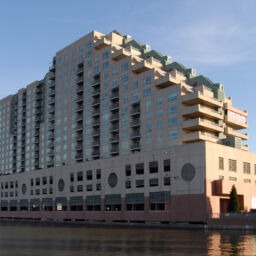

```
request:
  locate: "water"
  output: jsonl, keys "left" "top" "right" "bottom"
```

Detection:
{"left": 0, "top": 222, "right": 255, "bottom": 256}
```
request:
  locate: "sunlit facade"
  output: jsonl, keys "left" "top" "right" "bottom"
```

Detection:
{"left": 0, "top": 30, "right": 255, "bottom": 223}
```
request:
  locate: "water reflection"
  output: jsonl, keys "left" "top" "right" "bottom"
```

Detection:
{"left": 0, "top": 222, "right": 255, "bottom": 256}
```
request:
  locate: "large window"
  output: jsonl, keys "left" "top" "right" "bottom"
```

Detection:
{"left": 136, "top": 163, "right": 144, "bottom": 175}
{"left": 243, "top": 162, "right": 251, "bottom": 174}
{"left": 164, "top": 159, "right": 171, "bottom": 172}
{"left": 228, "top": 159, "right": 237, "bottom": 172}
{"left": 149, "top": 161, "right": 158, "bottom": 173}
{"left": 219, "top": 157, "right": 224, "bottom": 170}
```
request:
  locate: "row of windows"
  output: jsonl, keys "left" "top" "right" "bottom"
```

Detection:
{"left": 219, "top": 157, "right": 256, "bottom": 174}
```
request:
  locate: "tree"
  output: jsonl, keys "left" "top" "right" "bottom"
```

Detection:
{"left": 228, "top": 185, "right": 240, "bottom": 213}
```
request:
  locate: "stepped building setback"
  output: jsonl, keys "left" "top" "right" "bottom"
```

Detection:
{"left": 0, "top": 30, "right": 255, "bottom": 223}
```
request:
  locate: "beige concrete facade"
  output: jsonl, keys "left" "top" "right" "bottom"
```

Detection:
{"left": 0, "top": 30, "right": 254, "bottom": 223}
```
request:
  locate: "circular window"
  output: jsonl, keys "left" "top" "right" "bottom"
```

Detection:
{"left": 108, "top": 173, "right": 118, "bottom": 188}
{"left": 21, "top": 184, "right": 27, "bottom": 195}
{"left": 58, "top": 179, "right": 65, "bottom": 192}
{"left": 181, "top": 163, "right": 196, "bottom": 182}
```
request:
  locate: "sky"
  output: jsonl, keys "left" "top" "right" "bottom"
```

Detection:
{"left": 1, "top": 0, "right": 256, "bottom": 152}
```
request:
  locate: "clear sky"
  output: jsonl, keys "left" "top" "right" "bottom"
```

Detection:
{"left": 1, "top": 0, "right": 256, "bottom": 152}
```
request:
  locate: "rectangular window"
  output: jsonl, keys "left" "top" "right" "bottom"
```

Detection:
{"left": 228, "top": 159, "right": 237, "bottom": 172}
{"left": 77, "top": 185, "right": 83, "bottom": 192}
{"left": 125, "top": 180, "right": 131, "bottom": 189}
{"left": 243, "top": 162, "right": 251, "bottom": 174}
{"left": 96, "top": 169, "right": 101, "bottom": 179}
{"left": 149, "top": 178, "right": 158, "bottom": 187}
{"left": 219, "top": 157, "right": 224, "bottom": 170}
{"left": 77, "top": 171, "right": 83, "bottom": 181}
{"left": 70, "top": 173, "right": 74, "bottom": 182}
{"left": 125, "top": 165, "right": 131, "bottom": 176}
{"left": 167, "top": 92, "right": 178, "bottom": 101}
{"left": 164, "top": 177, "right": 171, "bottom": 185}
{"left": 86, "top": 170, "right": 93, "bottom": 180}
{"left": 164, "top": 159, "right": 171, "bottom": 172}
{"left": 149, "top": 161, "right": 158, "bottom": 173}
{"left": 136, "top": 180, "right": 144, "bottom": 188}
{"left": 136, "top": 163, "right": 144, "bottom": 175}
{"left": 86, "top": 184, "right": 93, "bottom": 191}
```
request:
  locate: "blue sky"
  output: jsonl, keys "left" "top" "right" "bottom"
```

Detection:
{"left": 1, "top": 0, "right": 256, "bottom": 151}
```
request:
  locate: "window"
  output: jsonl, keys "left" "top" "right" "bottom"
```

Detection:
{"left": 219, "top": 157, "right": 224, "bottom": 170}
{"left": 136, "top": 180, "right": 144, "bottom": 188}
{"left": 164, "top": 177, "right": 171, "bottom": 185}
{"left": 96, "top": 169, "right": 101, "bottom": 179}
{"left": 77, "top": 185, "right": 83, "bottom": 192}
{"left": 243, "top": 162, "right": 251, "bottom": 174}
{"left": 156, "top": 109, "right": 163, "bottom": 117}
{"left": 164, "top": 159, "right": 171, "bottom": 172}
{"left": 149, "top": 161, "right": 158, "bottom": 173}
{"left": 86, "top": 170, "right": 93, "bottom": 180}
{"left": 125, "top": 180, "right": 131, "bottom": 189}
{"left": 168, "top": 118, "right": 178, "bottom": 126}
{"left": 229, "top": 159, "right": 237, "bottom": 172}
{"left": 169, "top": 130, "right": 179, "bottom": 139}
{"left": 121, "top": 63, "right": 129, "bottom": 72}
{"left": 143, "top": 76, "right": 151, "bottom": 85}
{"left": 167, "top": 92, "right": 178, "bottom": 101}
{"left": 157, "top": 96, "right": 163, "bottom": 105}
{"left": 77, "top": 171, "right": 83, "bottom": 181}
{"left": 149, "top": 178, "right": 158, "bottom": 187}
{"left": 70, "top": 173, "right": 74, "bottom": 182}
{"left": 143, "top": 88, "right": 152, "bottom": 97}
{"left": 136, "top": 163, "right": 144, "bottom": 175}
{"left": 86, "top": 184, "right": 93, "bottom": 191}
{"left": 125, "top": 165, "right": 131, "bottom": 176}
{"left": 96, "top": 183, "right": 101, "bottom": 191}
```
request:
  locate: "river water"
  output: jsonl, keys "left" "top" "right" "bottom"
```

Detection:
{"left": 0, "top": 222, "right": 255, "bottom": 256}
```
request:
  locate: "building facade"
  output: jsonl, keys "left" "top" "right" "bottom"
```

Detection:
{"left": 0, "top": 30, "right": 255, "bottom": 223}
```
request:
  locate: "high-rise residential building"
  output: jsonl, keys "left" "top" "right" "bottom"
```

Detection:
{"left": 0, "top": 30, "right": 255, "bottom": 223}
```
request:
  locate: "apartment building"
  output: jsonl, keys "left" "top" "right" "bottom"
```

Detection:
{"left": 0, "top": 30, "right": 255, "bottom": 223}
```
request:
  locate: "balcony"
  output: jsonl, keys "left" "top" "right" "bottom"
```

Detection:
{"left": 132, "top": 60, "right": 153, "bottom": 74}
{"left": 110, "top": 102, "right": 119, "bottom": 110}
{"left": 92, "top": 119, "right": 100, "bottom": 127}
{"left": 47, "top": 133, "right": 54, "bottom": 140}
{"left": 94, "top": 37, "right": 111, "bottom": 50}
{"left": 182, "top": 104, "right": 223, "bottom": 120}
{"left": 110, "top": 91, "right": 119, "bottom": 101}
{"left": 47, "top": 142, "right": 54, "bottom": 148}
{"left": 92, "top": 129, "right": 100, "bottom": 137}
{"left": 130, "top": 119, "right": 140, "bottom": 127}
{"left": 91, "top": 88, "right": 100, "bottom": 96}
{"left": 48, "top": 115, "right": 55, "bottom": 121}
{"left": 112, "top": 48, "right": 131, "bottom": 61}
{"left": 48, "top": 98, "right": 55, "bottom": 105}
{"left": 91, "top": 79, "right": 100, "bottom": 87}
{"left": 76, "top": 124, "right": 83, "bottom": 131}
{"left": 110, "top": 135, "right": 119, "bottom": 143}
{"left": 92, "top": 98, "right": 100, "bottom": 106}
{"left": 130, "top": 108, "right": 140, "bottom": 116}
{"left": 49, "top": 64, "right": 55, "bottom": 72}
{"left": 110, "top": 113, "right": 119, "bottom": 121}
{"left": 75, "top": 144, "right": 83, "bottom": 150}
{"left": 225, "top": 115, "right": 248, "bottom": 130}
{"left": 130, "top": 142, "right": 140, "bottom": 150}
{"left": 76, "top": 66, "right": 84, "bottom": 75}
{"left": 47, "top": 150, "right": 54, "bottom": 156}
{"left": 48, "top": 124, "right": 54, "bottom": 131}
{"left": 48, "top": 72, "right": 55, "bottom": 80}
{"left": 182, "top": 131, "right": 219, "bottom": 143}
{"left": 76, "top": 114, "right": 83, "bottom": 121}
{"left": 48, "top": 89, "right": 55, "bottom": 96}
{"left": 76, "top": 85, "right": 84, "bottom": 93}
{"left": 76, "top": 105, "right": 83, "bottom": 112}
{"left": 75, "top": 95, "right": 83, "bottom": 102}
{"left": 48, "top": 80, "right": 55, "bottom": 88}
{"left": 92, "top": 139, "right": 100, "bottom": 147}
{"left": 76, "top": 78, "right": 84, "bottom": 86}
{"left": 92, "top": 109, "right": 100, "bottom": 116}
{"left": 225, "top": 127, "right": 248, "bottom": 140}
{"left": 154, "top": 74, "right": 179, "bottom": 88}
{"left": 182, "top": 91, "right": 222, "bottom": 108}
{"left": 75, "top": 154, "right": 83, "bottom": 161}
{"left": 111, "top": 146, "right": 119, "bottom": 154}
{"left": 130, "top": 131, "right": 141, "bottom": 138}
{"left": 182, "top": 118, "right": 224, "bottom": 133}
{"left": 92, "top": 149, "right": 100, "bottom": 157}
{"left": 75, "top": 134, "right": 83, "bottom": 141}
{"left": 110, "top": 124, "right": 119, "bottom": 132}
